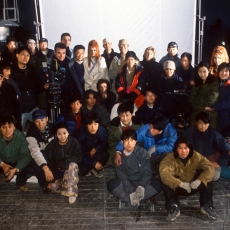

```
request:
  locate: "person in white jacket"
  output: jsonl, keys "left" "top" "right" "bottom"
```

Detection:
{"left": 83, "top": 40, "right": 109, "bottom": 92}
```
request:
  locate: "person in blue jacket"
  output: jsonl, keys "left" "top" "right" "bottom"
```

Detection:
{"left": 115, "top": 113, "right": 177, "bottom": 175}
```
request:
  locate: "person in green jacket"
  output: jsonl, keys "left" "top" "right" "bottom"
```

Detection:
{"left": 0, "top": 116, "right": 31, "bottom": 191}
{"left": 107, "top": 103, "right": 142, "bottom": 167}
{"left": 190, "top": 61, "right": 219, "bottom": 128}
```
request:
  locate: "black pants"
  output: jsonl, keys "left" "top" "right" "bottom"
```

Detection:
{"left": 150, "top": 153, "right": 168, "bottom": 176}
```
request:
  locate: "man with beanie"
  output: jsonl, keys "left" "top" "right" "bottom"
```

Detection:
{"left": 101, "top": 38, "right": 118, "bottom": 70}
{"left": 68, "top": 45, "right": 85, "bottom": 98}
{"left": 61, "top": 32, "right": 73, "bottom": 58}
{"left": 159, "top": 42, "right": 181, "bottom": 67}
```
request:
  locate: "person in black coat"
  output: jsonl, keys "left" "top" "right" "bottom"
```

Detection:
{"left": 1, "top": 36, "right": 17, "bottom": 64}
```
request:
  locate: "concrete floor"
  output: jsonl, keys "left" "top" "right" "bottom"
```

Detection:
{"left": 0, "top": 168, "right": 230, "bottom": 230}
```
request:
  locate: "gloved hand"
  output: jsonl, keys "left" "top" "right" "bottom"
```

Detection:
{"left": 135, "top": 186, "right": 145, "bottom": 200}
{"left": 190, "top": 180, "right": 201, "bottom": 189}
{"left": 129, "top": 192, "right": 140, "bottom": 206}
{"left": 179, "top": 182, "right": 191, "bottom": 193}
{"left": 147, "top": 146, "right": 156, "bottom": 157}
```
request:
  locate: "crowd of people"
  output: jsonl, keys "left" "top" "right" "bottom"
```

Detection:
{"left": 1, "top": 33, "right": 230, "bottom": 221}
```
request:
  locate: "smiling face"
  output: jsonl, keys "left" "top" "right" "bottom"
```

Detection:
{"left": 165, "top": 68, "right": 174, "bottom": 78}
{"left": 74, "top": 49, "right": 85, "bottom": 61}
{"left": 55, "top": 48, "right": 66, "bottom": 61}
{"left": 0, "top": 122, "right": 15, "bottom": 140}
{"left": 219, "top": 67, "right": 229, "bottom": 80}
{"left": 119, "top": 111, "right": 132, "bottom": 126}
{"left": 57, "top": 128, "right": 69, "bottom": 143}
{"left": 213, "top": 54, "right": 222, "bottom": 67}
{"left": 177, "top": 143, "right": 190, "bottom": 159}
{"left": 34, "top": 117, "right": 48, "bottom": 131}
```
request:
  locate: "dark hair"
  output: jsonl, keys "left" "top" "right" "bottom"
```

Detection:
{"left": 117, "top": 103, "right": 134, "bottom": 115}
{"left": 195, "top": 112, "right": 211, "bottom": 124}
{"left": 217, "top": 62, "right": 230, "bottom": 74}
{"left": 145, "top": 86, "right": 157, "bottom": 96}
{"left": 84, "top": 112, "right": 100, "bottom": 125}
{"left": 55, "top": 122, "right": 69, "bottom": 133}
{"left": 68, "top": 95, "right": 83, "bottom": 106}
{"left": 181, "top": 52, "right": 192, "bottom": 62}
{"left": 0, "top": 115, "right": 16, "bottom": 127}
{"left": 150, "top": 113, "right": 169, "bottom": 130}
{"left": 0, "top": 60, "right": 12, "bottom": 74}
{"left": 96, "top": 78, "right": 110, "bottom": 92}
{"left": 120, "top": 129, "right": 137, "bottom": 141}
{"left": 73, "top": 45, "right": 85, "bottom": 53}
{"left": 84, "top": 89, "right": 98, "bottom": 100}
{"left": 173, "top": 137, "right": 193, "bottom": 159}
{"left": 6, "top": 36, "right": 17, "bottom": 44}
{"left": 61, "top": 33, "right": 71, "bottom": 40}
{"left": 16, "top": 46, "right": 30, "bottom": 55}
{"left": 197, "top": 61, "right": 210, "bottom": 70}
{"left": 125, "top": 51, "right": 137, "bottom": 60}
{"left": 54, "top": 42, "right": 66, "bottom": 52}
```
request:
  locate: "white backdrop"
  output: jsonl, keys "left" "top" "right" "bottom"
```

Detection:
{"left": 39, "top": 0, "right": 196, "bottom": 63}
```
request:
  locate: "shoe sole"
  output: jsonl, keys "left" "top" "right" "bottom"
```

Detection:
{"left": 166, "top": 210, "right": 180, "bottom": 221}
{"left": 201, "top": 207, "right": 217, "bottom": 220}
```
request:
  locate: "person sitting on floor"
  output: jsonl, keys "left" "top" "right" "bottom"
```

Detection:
{"left": 107, "top": 129, "right": 162, "bottom": 210}
{"left": 135, "top": 87, "right": 160, "bottom": 125}
{"left": 77, "top": 113, "right": 109, "bottom": 178}
{"left": 0, "top": 116, "right": 31, "bottom": 191}
{"left": 159, "top": 137, "right": 217, "bottom": 221}
{"left": 44, "top": 122, "right": 82, "bottom": 204}
{"left": 107, "top": 102, "right": 142, "bottom": 167}
{"left": 183, "top": 112, "right": 230, "bottom": 181}
{"left": 56, "top": 95, "right": 83, "bottom": 137}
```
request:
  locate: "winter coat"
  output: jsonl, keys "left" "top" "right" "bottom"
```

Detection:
{"left": 159, "top": 54, "right": 181, "bottom": 67}
{"left": 159, "top": 151, "right": 215, "bottom": 189}
{"left": 116, "top": 123, "right": 177, "bottom": 155}
{"left": 0, "top": 129, "right": 31, "bottom": 171}
{"left": 101, "top": 49, "right": 118, "bottom": 70}
{"left": 189, "top": 76, "right": 219, "bottom": 128}
{"left": 115, "top": 145, "right": 152, "bottom": 194}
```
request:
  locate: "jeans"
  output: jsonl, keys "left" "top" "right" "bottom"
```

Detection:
{"left": 21, "top": 107, "right": 38, "bottom": 132}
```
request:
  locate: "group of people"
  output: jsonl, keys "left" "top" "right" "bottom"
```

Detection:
{"left": 0, "top": 33, "right": 230, "bottom": 221}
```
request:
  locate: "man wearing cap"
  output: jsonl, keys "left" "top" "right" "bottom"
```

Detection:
{"left": 61, "top": 32, "right": 73, "bottom": 58}
{"left": 68, "top": 45, "right": 85, "bottom": 98}
{"left": 109, "top": 39, "right": 130, "bottom": 93}
{"left": 101, "top": 38, "right": 118, "bottom": 70}
{"left": 159, "top": 42, "right": 181, "bottom": 67}
{"left": 26, "top": 39, "right": 38, "bottom": 67}
{"left": 19, "top": 109, "right": 55, "bottom": 192}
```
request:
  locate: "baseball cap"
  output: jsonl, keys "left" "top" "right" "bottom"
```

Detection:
{"left": 39, "top": 38, "right": 48, "bottom": 43}
{"left": 167, "top": 42, "right": 178, "bottom": 49}
{"left": 32, "top": 109, "right": 47, "bottom": 121}
{"left": 26, "top": 39, "right": 36, "bottom": 45}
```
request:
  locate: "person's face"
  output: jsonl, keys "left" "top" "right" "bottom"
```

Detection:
{"left": 16, "top": 50, "right": 30, "bottom": 65}
{"left": 122, "top": 137, "right": 137, "bottom": 152}
{"left": 39, "top": 42, "right": 48, "bottom": 51}
{"left": 168, "top": 47, "right": 178, "bottom": 56}
{"left": 181, "top": 56, "right": 190, "bottom": 69}
{"left": 74, "top": 49, "right": 85, "bottom": 61}
{"left": 196, "top": 120, "right": 209, "bottom": 132}
{"left": 103, "top": 42, "right": 112, "bottom": 52}
{"left": 145, "top": 50, "right": 154, "bottom": 61}
{"left": 165, "top": 68, "right": 174, "bottom": 78}
{"left": 86, "top": 94, "right": 96, "bottom": 106}
{"left": 70, "top": 100, "right": 82, "bottom": 113}
{"left": 149, "top": 124, "right": 162, "bottom": 136}
{"left": 0, "top": 122, "right": 15, "bottom": 139}
{"left": 177, "top": 143, "right": 190, "bottom": 159}
{"left": 89, "top": 47, "right": 97, "bottom": 57}
{"left": 119, "top": 44, "right": 129, "bottom": 55}
{"left": 34, "top": 117, "right": 48, "bottom": 131}
{"left": 219, "top": 67, "right": 229, "bottom": 80}
{"left": 145, "top": 91, "right": 156, "bottom": 105}
{"left": 198, "top": 66, "right": 209, "bottom": 82}
{"left": 61, "top": 35, "right": 71, "bottom": 47}
{"left": 213, "top": 54, "right": 222, "bottom": 67}
{"left": 6, "top": 41, "right": 16, "bottom": 53}
{"left": 99, "top": 83, "right": 107, "bottom": 94}
{"left": 27, "top": 42, "right": 36, "bottom": 52}
{"left": 2, "top": 68, "right": 11, "bottom": 79}
{"left": 57, "top": 128, "right": 69, "bottom": 143}
{"left": 55, "top": 48, "right": 66, "bottom": 61}
{"left": 126, "top": 57, "right": 136, "bottom": 68}
{"left": 119, "top": 112, "right": 132, "bottom": 126}
{"left": 87, "top": 121, "right": 99, "bottom": 134}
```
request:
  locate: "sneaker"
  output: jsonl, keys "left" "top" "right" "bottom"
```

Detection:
{"left": 166, "top": 204, "right": 180, "bottom": 221}
{"left": 91, "top": 169, "right": 104, "bottom": 178}
{"left": 18, "top": 185, "right": 28, "bottom": 192}
{"left": 69, "top": 196, "right": 76, "bottom": 204}
{"left": 139, "top": 199, "right": 155, "bottom": 212}
{"left": 85, "top": 170, "right": 92, "bottom": 177}
{"left": 201, "top": 203, "right": 218, "bottom": 220}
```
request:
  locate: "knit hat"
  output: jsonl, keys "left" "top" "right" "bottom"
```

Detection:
{"left": 26, "top": 39, "right": 36, "bottom": 45}
{"left": 125, "top": 51, "right": 137, "bottom": 60}
{"left": 119, "top": 39, "right": 129, "bottom": 45}
{"left": 163, "top": 60, "right": 176, "bottom": 70}
{"left": 103, "top": 38, "right": 112, "bottom": 44}
{"left": 39, "top": 38, "right": 48, "bottom": 43}
{"left": 167, "top": 42, "right": 178, "bottom": 49}
{"left": 32, "top": 109, "right": 47, "bottom": 121}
